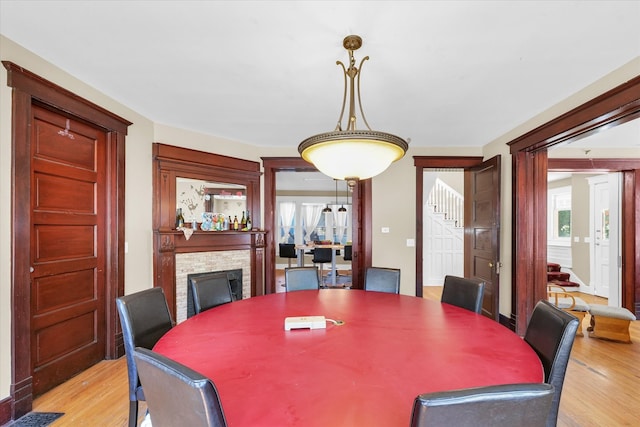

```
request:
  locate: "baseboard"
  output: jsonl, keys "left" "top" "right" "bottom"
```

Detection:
{"left": 0, "top": 395, "right": 12, "bottom": 425}
{"left": 500, "top": 313, "right": 516, "bottom": 332}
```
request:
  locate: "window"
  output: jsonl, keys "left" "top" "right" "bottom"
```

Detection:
{"left": 548, "top": 186, "right": 571, "bottom": 244}
{"left": 557, "top": 209, "right": 571, "bottom": 237}
{"left": 602, "top": 208, "right": 610, "bottom": 240}
{"left": 276, "top": 199, "right": 351, "bottom": 248}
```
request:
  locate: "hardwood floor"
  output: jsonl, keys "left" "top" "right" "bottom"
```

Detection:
{"left": 26, "top": 289, "right": 639, "bottom": 426}
{"left": 425, "top": 287, "right": 640, "bottom": 427}
{"left": 27, "top": 356, "right": 143, "bottom": 427}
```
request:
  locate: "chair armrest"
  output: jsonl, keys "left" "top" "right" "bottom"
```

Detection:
{"left": 547, "top": 284, "right": 576, "bottom": 310}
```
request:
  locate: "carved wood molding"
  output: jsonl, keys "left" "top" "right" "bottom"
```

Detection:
{"left": 152, "top": 143, "right": 265, "bottom": 319}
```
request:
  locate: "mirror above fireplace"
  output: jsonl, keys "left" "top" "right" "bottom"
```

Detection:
{"left": 176, "top": 177, "right": 247, "bottom": 227}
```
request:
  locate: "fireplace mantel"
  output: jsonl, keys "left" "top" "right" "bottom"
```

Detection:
{"left": 154, "top": 229, "right": 266, "bottom": 318}
{"left": 152, "top": 143, "right": 264, "bottom": 319}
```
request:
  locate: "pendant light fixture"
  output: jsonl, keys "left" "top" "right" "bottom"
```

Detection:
{"left": 298, "top": 35, "right": 408, "bottom": 188}
{"left": 322, "top": 179, "right": 333, "bottom": 213}
{"left": 338, "top": 179, "right": 347, "bottom": 213}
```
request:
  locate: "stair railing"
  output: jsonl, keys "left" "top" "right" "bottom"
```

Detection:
{"left": 427, "top": 178, "right": 464, "bottom": 227}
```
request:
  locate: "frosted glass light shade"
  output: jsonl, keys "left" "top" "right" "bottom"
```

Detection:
{"left": 298, "top": 130, "right": 407, "bottom": 182}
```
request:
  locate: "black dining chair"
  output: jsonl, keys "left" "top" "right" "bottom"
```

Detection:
{"left": 441, "top": 275, "right": 485, "bottom": 314}
{"left": 134, "top": 347, "right": 228, "bottom": 427}
{"left": 279, "top": 243, "right": 298, "bottom": 268}
{"left": 285, "top": 266, "right": 320, "bottom": 291}
{"left": 116, "top": 287, "right": 174, "bottom": 427}
{"left": 312, "top": 247, "right": 333, "bottom": 285}
{"left": 190, "top": 272, "right": 234, "bottom": 315}
{"left": 524, "top": 299, "right": 579, "bottom": 427}
{"left": 364, "top": 267, "right": 401, "bottom": 294}
{"left": 410, "top": 383, "right": 555, "bottom": 427}
{"left": 343, "top": 245, "right": 352, "bottom": 262}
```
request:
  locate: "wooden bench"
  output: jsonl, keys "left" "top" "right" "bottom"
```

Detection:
{"left": 547, "top": 284, "right": 589, "bottom": 336}
{"left": 587, "top": 304, "right": 636, "bottom": 343}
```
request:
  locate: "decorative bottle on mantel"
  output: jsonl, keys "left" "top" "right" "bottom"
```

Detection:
{"left": 240, "top": 211, "right": 247, "bottom": 229}
{"left": 233, "top": 215, "right": 239, "bottom": 231}
{"left": 175, "top": 208, "right": 185, "bottom": 229}
{"left": 245, "top": 210, "right": 252, "bottom": 231}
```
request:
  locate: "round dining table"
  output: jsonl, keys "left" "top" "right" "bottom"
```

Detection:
{"left": 153, "top": 289, "right": 543, "bottom": 427}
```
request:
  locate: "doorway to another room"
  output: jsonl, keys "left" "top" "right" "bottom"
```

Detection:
{"left": 422, "top": 170, "right": 465, "bottom": 286}
{"left": 547, "top": 170, "right": 623, "bottom": 307}
{"left": 274, "top": 171, "right": 353, "bottom": 291}
{"left": 415, "top": 156, "right": 501, "bottom": 321}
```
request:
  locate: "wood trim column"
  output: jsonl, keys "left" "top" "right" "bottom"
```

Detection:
{"left": 512, "top": 150, "right": 548, "bottom": 334}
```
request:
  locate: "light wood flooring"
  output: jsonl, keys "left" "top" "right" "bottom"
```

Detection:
{"left": 24, "top": 289, "right": 639, "bottom": 426}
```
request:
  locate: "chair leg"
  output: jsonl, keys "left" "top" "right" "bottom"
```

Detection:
{"left": 317, "top": 264, "right": 324, "bottom": 286}
{"left": 129, "top": 400, "right": 139, "bottom": 427}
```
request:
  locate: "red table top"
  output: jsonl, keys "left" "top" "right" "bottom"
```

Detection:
{"left": 153, "top": 289, "right": 543, "bottom": 427}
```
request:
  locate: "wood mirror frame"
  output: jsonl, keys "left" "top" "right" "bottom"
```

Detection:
{"left": 152, "top": 143, "right": 265, "bottom": 318}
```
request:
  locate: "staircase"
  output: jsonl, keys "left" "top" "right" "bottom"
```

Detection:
{"left": 423, "top": 179, "right": 464, "bottom": 285}
{"left": 427, "top": 179, "right": 463, "bottom": 227}
{"left": 547, "top": 262, "right": 579, "bottom": 288}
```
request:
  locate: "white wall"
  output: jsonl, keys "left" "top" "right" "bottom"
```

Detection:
{"left": 1, "top": 33, "right": 638, "bottom": 404}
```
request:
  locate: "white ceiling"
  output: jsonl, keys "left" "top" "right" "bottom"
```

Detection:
{"left": 2, "top": 1, "right": 639, "bottom": 192}
{"left": 1, "top": 0, "right": 639, "bottom": 152}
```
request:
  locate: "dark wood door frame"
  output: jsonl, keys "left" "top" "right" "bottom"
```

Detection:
{"left": 261, "top": 157, "right": 372, "bottom": 293}
{"left": 3, "top": 62, "right": 130, "bottom": 420}
{"left": 508, "top": 75, "right": 640, "bottom": 335}
{"left": 414, "top": 156, "right": 484, "bottom": 298}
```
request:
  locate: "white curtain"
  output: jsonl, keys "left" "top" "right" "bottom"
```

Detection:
{"left": 303, "top": 205, "right": 324, "bottom": 243}
{"left": 334, "top": 208, "right": 348, "bottom": 244}
{"left": 279, "top": 202, "right": 296, "bottom": 243}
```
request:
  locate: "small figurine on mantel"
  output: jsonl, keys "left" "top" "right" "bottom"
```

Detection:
{"left": 200, "top": 212, "right": 214, "bottom": 231}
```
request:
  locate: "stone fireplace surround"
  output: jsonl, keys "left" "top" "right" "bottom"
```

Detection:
{"left": 177, "top": 250, "right": 249, "bottom": 323}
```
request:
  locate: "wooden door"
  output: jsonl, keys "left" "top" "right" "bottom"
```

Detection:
{"left": 30, "top": 105, "right": 106, "bottom": 395}
{"left": 464, "top": 156, "right": 501, "bottom": 320}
